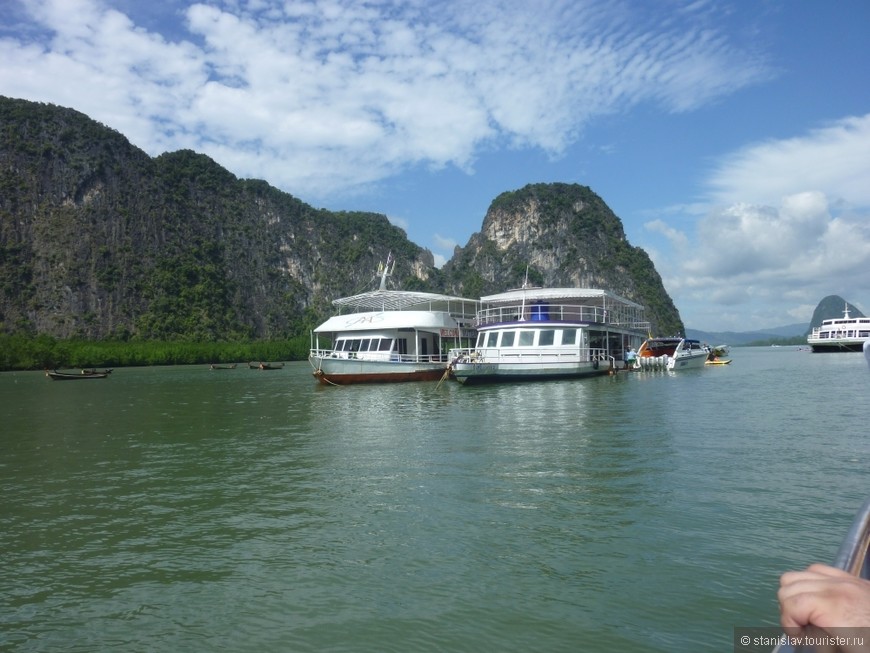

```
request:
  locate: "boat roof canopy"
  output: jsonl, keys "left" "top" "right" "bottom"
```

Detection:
{"left": 480, "top": 287, "right": 642, "bottom": 309}
{"left": 333, "top": 289, "right": 478, "bottom": 312}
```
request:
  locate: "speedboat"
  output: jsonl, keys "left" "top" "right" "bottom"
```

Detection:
{"left": 807, "top": 303, "right": 870, "bottom": 352}
{"left": 635, "top": 336, "right": 709, "bottom": 371}
{"left": 308, "top": 254, "right": 478, "bottom": 384}
{"left": 448, "top": 286, "right": 649, "bottom": 385}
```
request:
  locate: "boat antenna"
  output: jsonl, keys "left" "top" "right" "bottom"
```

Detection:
{"left": 518, "top": 264, "right": 530, "bottom": 321}
{"left": 378, "top": 252, "right": 395, "bottom": 291}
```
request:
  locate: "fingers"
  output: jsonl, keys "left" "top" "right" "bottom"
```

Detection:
{"left": 778, "top": 565, "right": 870, "bottom": 631}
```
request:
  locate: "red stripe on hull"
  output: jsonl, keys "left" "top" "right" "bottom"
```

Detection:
{"left": 313, "top": 369, "right": 446, "bottom": 385}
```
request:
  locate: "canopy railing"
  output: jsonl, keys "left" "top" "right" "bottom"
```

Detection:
{"left": 475, "top": 302, "right": 649, "bottom": 329}
{"left": 773, "top": 496, "right": 870, "bottom": 653}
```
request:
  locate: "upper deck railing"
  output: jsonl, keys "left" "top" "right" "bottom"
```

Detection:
{"left": 772, "top": 495, "right": 870, "bottom": 652}
{"left": 475, "top": 302, "right": 650, "bottom": 332}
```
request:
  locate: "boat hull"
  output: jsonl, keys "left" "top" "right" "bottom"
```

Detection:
{"left": 45, "top": 370, "right": 109, "bottom": 380}
{"left": 809, "top": 341, "right": 867, "bottom": 353}
{"left": 309, "top": 355, "right": 448, "bottom": 385}
{"left": 667, "top": 353, "right": 709, "bottom": 370}
{"left": 451, "top": 360, "right": 611, "bottom": 385}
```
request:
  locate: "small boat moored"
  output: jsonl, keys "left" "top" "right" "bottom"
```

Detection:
{"left": 249, "top": 362, "right": 284, "bottom": 370}
{"left": 807, "top": 303, "right": 870, "bottom": 352}
{"left": 45, "top": 369, "right": 111, "bottom": 380}
{"left": 705, "top": 344, "right": 732, "bottom": 365}
{"left": 635, "top": 337, "right": 709, "bottom": 371}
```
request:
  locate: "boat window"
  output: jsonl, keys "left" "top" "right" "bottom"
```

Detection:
{"left": 378, "top": 339, "right": 392, "bottom": 351}
{"left": 562, "top": 329, "right": 577, "bottom": 345}
{"left": 396, "top": 338, "right": 408, "bottom": 355}
{"left": 335, "top": 340, "right": 346, "bottom": 351}
{"left": 530, "top": 302, "right": 550, "bottom": 321}
{"left": 538, "top": 330, "right": 555, "bottom": 346}
{"left": 485, "top": 332, "right": 499, "bottom": 347}
{"left": 476, "top": 333, "right": 486, "bottom": 347}
{"left": 360, "top": 338, "right": 372, "bottom": 351}
{"left": 519, "top": 331, "right": 534, "bottom": 346}
{"left": 501, "top": 331, "right": 516, "bottom": 347}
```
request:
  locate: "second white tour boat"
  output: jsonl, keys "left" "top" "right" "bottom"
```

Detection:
{"left": 448, "top": 287, "right": 649, "bottom": 385}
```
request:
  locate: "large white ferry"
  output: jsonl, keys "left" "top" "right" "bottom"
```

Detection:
{"left": 448, "top": 286, "right": 649, "bottom": 385}
{"left": 308, "top": 255, "right": 478, "bottom": 384}
{"left": 807, "top": 304, "right": 870, "bottom": 353}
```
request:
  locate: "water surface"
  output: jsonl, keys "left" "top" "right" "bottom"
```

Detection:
{"left": 2, "top": 348, "right": 868, "bottom": 651}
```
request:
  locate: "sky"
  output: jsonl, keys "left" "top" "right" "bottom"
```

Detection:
{"left": 1, "top": 0, "right": 869, "bottom": 332}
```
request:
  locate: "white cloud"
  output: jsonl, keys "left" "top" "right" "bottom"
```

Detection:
{"left": 640, "top": 112, "right": 870, "bottom": 330}
{"left": 0, "top": 0, "right": 771, "bottom": 201}
{"left": 433, "top": 233, "right": 458, "bottom": 251}
{"left": 663, "top": 190, "right": 870, "bottom": 330}
{"left": 707, "top": 114, "right": 870, "bottom": 208}
{"left": 644, "top": 219, "right": 690, "bottom": 250}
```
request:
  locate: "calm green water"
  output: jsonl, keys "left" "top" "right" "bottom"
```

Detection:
{"left": 2, "top": 348, "right": 869, "bottom": 652}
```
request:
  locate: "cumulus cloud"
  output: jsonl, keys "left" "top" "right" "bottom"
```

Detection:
{"left": 0, "top": 0, "right": 771, "bottom": 201}
{"left": 664, "top": 189, "right": 870, "bottom": 330}
{"left": 634, "top": 111, "right": 870, "bottom": 330}
{"left": 433, "top": 233, "right": 458, "bottom": 251}
{"left": 707, "top": 114, "right": 870, "bottom": 208}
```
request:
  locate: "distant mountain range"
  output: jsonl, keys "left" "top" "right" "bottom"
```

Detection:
{"left": 687, "top": 294, "right": 865, "bottom": 345}
{"left": 686, "top": 324, "right": 807, "bottom": 346}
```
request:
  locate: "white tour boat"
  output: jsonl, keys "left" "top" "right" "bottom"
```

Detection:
{"left": 807, "top": 304, "right": 870, "bottom": 353}
{"left": 634, "top": 336, "right": 709, "bottom": 371}
{"left": 308, "top": 255, "right": 478, "bottom": 385}
{"left": 448, "top": 286, "right": 649, "bottom": 385}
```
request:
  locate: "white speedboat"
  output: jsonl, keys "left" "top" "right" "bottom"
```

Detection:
{"left": 807, "top": 304, "right": 870, "bottom": 352}
{"left": 634, "top": 336, "right": 709, "bottom": 371}
{"left": 308, "top": 255, "right": 478, "bottom": 385}
{"left": 448, "top": 286, "right": 649, "bottom": 385}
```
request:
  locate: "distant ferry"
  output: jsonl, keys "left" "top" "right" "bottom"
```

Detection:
{"left": 807, "top": 304, "right": 870, "bottom": 353}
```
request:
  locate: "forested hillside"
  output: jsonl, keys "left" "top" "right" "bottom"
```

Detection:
{"left": 443, "top": 183, "right": 683, "bottom": 336}
{"left": 0, "top": 96, "right": 682, "bottom": 351}
{"left": 0, "top": 97, "right": 437, "bottom": 341}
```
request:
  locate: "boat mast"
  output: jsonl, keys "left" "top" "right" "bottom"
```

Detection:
{"left": 377, "top": 252, "right": 395, "bottom": 291}
{"left": 519, "top": 265, "right": 529, "bottom": 321}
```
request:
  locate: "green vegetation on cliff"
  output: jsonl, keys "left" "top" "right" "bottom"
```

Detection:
{"left": 1, "top": 97, "right": 685, "bottom": 369}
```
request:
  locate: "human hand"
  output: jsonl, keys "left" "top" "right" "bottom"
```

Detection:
{"left": 778, "top": 563, "right": 870, "bottom": 652}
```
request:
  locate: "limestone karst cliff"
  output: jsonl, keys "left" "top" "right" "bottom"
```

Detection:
{"left": 0, "top": 96, "right": 682, "bottom": 340}
{"left": 443, "top": 183, "right": 683, "bottom": 336}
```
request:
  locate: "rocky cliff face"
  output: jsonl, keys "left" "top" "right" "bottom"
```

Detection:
{"left": 0, "top": 96, "right": 682, "bottom": 340}
{"left": 0, "top": 97, "right": 435, "bottom": 339}
{"left": 443, "top": 184, "right": 683, "bottom": 336}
